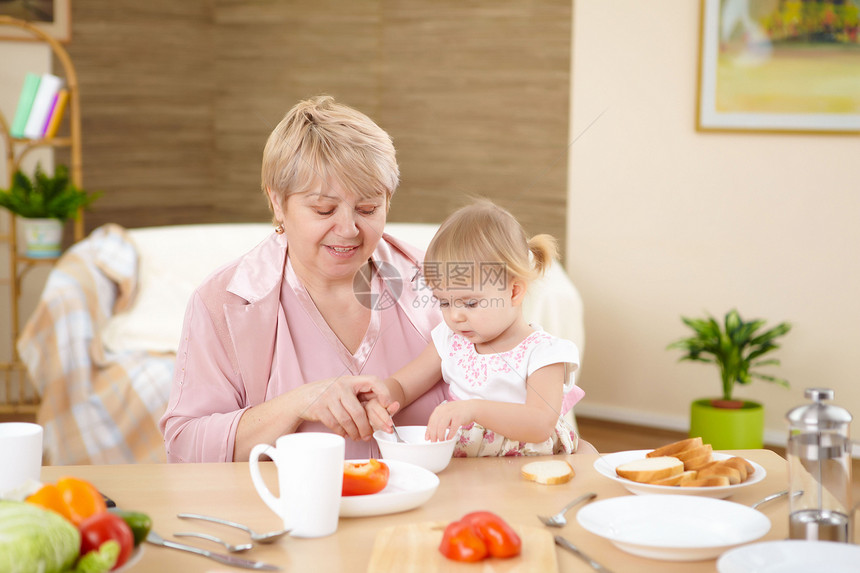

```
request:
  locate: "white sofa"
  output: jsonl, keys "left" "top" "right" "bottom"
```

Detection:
{"left": 20, "top": 223, "right": 585, "bottom": 464}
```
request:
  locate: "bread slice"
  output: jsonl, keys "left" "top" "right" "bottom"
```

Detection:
{"left": 615, "top": 456, "right": 684, "bottom": 484}
{"left": 673, "top": 444, "right": 713, "bottom": 462}
{"left": 646, "top": 437, "right": 703, "bottom": 458}
{"left": 521, "top": 460, "right": 575, "bottom": 485}
{"left": 697, "top": 463, "right": 742, "bottom": 485}
{"left": 683, "top": 451, "right": 714, "bottom": 471}
{"left": 682, "top": 475, "right": 730, "bottom": 487}
{"left": 722, "top": 456, "right": 754, "bottom": 479}
{"left": 650, "top": 470, "right": 698, "bottom": 487}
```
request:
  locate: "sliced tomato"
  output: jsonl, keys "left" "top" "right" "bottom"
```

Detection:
{"left": 342, "top": 459, "right": 390, "bottom": 496}
{"left": 439, "top": 519, "right": 488, "bottom": 562}
{"left": 460, "top": 511, "right": 522, "bottom": 558}
{"left": 79, "top": 511, "right": 134, "bottom": 570}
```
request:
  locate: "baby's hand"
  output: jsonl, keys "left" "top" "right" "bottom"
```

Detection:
{"left": 365, "top": 398, "right": 400, "bottom": 433}
{"left": 426, "top": 400, "right": 473, "bottom": 442}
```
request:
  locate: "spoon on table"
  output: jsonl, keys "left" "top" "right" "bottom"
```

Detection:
{"left": 174, "top": 531, "right": 254, "bottom": 553}
{"left": 178, "top": 513, "right": 290, "bottom": 544}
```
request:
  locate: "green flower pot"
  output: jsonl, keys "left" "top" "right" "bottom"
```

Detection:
{"left": 689, "top": 398, "right": 764, "bottom": 450}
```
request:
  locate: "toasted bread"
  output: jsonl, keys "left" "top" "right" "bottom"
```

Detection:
{"left": 683, "top": 451, "right": 714, "bottom": 471}
{"left": 646, "top": 437, "right": 703, "bottom": 458}
{"left": 650, "top": 470, "right": 698, "bottom": 486}
{"left": 616, "top": 456, "right": 684, "bottom": 484}
{"left": 673, "top": 443, "right": 713, "bottom": 462}
{"left": 723, "top": 456, "right": 754, "bottom": 478}
{"left": 682, "top": 475, "right": 730, "bottom": 487}
{"left": 521, "top": 460, "right": 574, "bottom": 485}
{"left": 697, "top": 463, "right": 742, "bottom": 485}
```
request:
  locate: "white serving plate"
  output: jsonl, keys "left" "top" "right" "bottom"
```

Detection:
{"left": 577, "top": 495, "right": 771, "bottom": 561}
{"left": 115, "top": 545, "right": 143, "bottom": 572}
{"left": 718, "top": 540, "right": 860, "bottom": 573}
{"left": 339, "top": 459, "right": 439, "bottom": 518}
{"left": 593, "top": 449, "right": 766, "bottom": 499}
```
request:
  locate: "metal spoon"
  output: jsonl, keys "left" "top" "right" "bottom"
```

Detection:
{"left": 390, "top": 420, "right": 407, "bottom": 443}
{"left": 146, "top": 531, "right": 279, "bottom": 570}
{"left": 174, "top": 531, "right": 254, "bottom": 553}
{"left": 178, "top": 513, "right": 290, "bottom": 544}
{"left": 751, "top": 489, "right": 802, "bottom": 510}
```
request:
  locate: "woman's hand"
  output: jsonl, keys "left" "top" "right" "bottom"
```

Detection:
{"left": 426, "top": 400, "right": 474, "bottom": 442}
{"left": 299, "top": 375, "right": 393, "bottom": 441}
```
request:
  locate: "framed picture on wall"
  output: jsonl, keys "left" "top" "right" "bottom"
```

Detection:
{"left": 0, "top": 0, "right": 70, "bottom": 42}
{"left": 697, "top": 0, "right": 860, "bottom": 134}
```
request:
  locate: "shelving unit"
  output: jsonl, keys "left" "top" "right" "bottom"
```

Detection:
{"left": 0, "top": 16, "right": 83, "bottom": 414}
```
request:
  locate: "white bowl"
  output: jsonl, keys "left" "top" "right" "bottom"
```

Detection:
{"left": 373, "top": 426, "right": 456, "bottom": 473}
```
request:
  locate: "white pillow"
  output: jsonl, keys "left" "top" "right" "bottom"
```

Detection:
{"left": 102, "top": 224, "right": 273, "bottom": 353}
{"left": 101, "top": 222, "right": 584, "bottom": 359}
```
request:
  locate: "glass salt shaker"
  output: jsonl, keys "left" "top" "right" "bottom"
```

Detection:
{"left": 786, "top": 388, "right": 853, "bottom": 542}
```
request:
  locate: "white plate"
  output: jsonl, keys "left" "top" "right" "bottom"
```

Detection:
{"left": 577, "top": 495, "right": 771, "bottom": 561}
{"left": 594, "top": 450, "right": 766, "bottom": 498}
{"left": 339, "top": 459, "right": 439, "bottom": 518}
{"left": 718, "top": 540, "right": 860, "bottom": 572}
{"left": 115, "top": 545, "right": 143, "bottom": 572}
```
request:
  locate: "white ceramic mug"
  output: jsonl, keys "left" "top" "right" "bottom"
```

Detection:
{"left": 249, "top": 432, "right": 345, "bottom": 538}
{"left": 0, "top": 422, "right": 43, "bottom": 495}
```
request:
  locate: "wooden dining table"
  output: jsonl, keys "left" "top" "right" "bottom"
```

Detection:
{"left": 41, "top": 449, "right": 845, "bottom": 572}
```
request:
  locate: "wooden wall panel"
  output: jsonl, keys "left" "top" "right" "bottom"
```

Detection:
{"left": 379, "top": 1, "right": 571, "bottom": 246}
{"left": 67, "top": 0, "right": 216, "bottom": 229}
{"left": 211, "top": 1, "right": 382, "bottom": 221}
{"left": 68, "top": 0, "right": 570, "bottom": 247}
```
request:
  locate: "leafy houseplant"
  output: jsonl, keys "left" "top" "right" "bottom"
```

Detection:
{"left": 0, "top": 163, "right": 100, "bottom": 258}
{"left": 0, "top": 163, "right": 99, "bottom": 220}
{"left": 668, "top": 309, "right": 792, "bottom": 449}
{"left": 668, "top": 309, "right": 792, "bottom": 407}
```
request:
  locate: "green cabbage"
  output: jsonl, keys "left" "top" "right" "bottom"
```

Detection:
{"left": 0, "top": 500, "right": 80, "bottom": 573}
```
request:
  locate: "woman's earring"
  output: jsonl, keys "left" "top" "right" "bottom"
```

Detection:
{"left": 274, "top": 223, "right": 285, "bottom": 234}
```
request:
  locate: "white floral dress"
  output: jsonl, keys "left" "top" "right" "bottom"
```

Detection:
{"left": 430, "top": 324, "right": 584, "bottom": 457}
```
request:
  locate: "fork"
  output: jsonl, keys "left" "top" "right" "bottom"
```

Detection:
{"left": 538, "top": 492, "right": 597, "bottom": 527}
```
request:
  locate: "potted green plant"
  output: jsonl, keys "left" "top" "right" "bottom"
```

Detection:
{"left": 0, "top": 163, "right": 99, "bottom": 258}
{"left": 667, "top": 309, "right": 792, "bottom": 449}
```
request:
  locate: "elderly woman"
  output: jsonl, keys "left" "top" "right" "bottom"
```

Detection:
{"left": 159, "top": 96, "right": 446, "bottom": 462}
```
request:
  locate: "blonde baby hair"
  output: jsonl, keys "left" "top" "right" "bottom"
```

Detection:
{"left": 261, "top": 95, "right": 399, "bottom": 224}
{"left": 424, "top": 199, "right": 558, "bottom": 289}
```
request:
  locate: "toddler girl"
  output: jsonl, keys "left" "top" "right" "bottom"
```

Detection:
{"left": 370, "top": 199, "right": 585, "bottom": 456}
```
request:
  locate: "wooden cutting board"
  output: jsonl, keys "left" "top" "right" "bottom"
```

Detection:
{"left": 366, "top": 521, "right": 557, "bottom": 573}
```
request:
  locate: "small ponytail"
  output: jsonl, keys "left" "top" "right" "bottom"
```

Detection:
{"left": 528, "top": 234, "right": 558, "bottom": 278}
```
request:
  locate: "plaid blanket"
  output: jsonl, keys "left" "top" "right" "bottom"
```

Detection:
{"left": 17, "top": 224, "right": 173, "bottom": 465}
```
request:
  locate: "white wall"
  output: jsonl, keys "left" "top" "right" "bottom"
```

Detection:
{"left": 568, "top": 1, "right": 860, "bottom": 447}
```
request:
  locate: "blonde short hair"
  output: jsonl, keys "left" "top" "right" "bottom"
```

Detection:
{"left": 424, "top": 199, "right": 558, "bottom": 288}
{"left": 261, "top": 95, "right": 399, "bottom": 219}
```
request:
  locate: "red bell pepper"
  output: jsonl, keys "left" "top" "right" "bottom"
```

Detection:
{"left": 461, "top": 511, "right": 522, "bottom": 558}
{"left": 439, "top": 520, "right": 489, "bottom": 562}
{"left": 342, "top": 459, "right": 390, "bottom": 496}
{"left": 439, "top": 510, "right": 522, "bottom": 562}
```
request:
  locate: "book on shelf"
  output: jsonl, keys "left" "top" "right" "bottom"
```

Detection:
{"left": 43, "top": 88, "right": 70, "bottom": 139}
{"left": 9, "top": 73, "right": 41, "bottom": 138}
{"left": 23, "top": 73, "right": 63, "bottom": 140}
